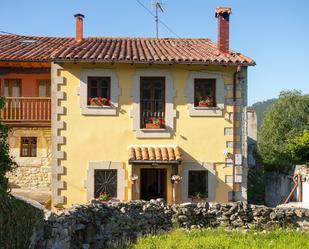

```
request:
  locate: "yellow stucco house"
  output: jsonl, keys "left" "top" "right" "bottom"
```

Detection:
{"left": 50, "top": 7, "right": 255, "bottom": 207}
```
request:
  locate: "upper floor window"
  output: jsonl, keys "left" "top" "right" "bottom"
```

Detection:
{"left": 140, "top": 77, "right": 165, "bottom": 129}
{"left": 194, "top": 79, "right": 216, "bottom": 107}
{"left": 20, "top": 137, "right": 37, "bottom": 157}
{"left": 87, "top": 77, "right": 111, "bottom": 106}
{"left": 38, "top": 80, "right": 51, "bottom": 97}
{"left": 4, "top": 79, "right": 21, "bottom": 97}
{"left": 188, "top": 170, "right": 208, "bottom": 198}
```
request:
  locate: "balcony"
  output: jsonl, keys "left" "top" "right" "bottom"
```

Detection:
{"left": 0, "top": 97, "right": 51, "bottom": 126}
{"left": 141, "top": 100, "right": 165, "bottom": 129}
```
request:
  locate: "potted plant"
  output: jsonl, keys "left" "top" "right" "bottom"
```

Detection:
{"left": 171, "top": 174, "right": 182, "bottom": 183}
{"left": 191, "top": 192, "right": 206, "bottom": 203}
{"left": 198, "top": 96, "right": 213, "bottom": 107}
{"left": 145, "top": 117, "right": 162, "bottom": 129}
{"left": 54, "top": 203, "right": 65, "bottom": 213}
{"left": 88, "top": 97, "right": 110, "bottom": 106}
{"left": 98, "top": 191, "right": 111, "bottom": 202}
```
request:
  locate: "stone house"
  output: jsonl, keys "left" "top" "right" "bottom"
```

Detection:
{"left": 0, "top": 37, "right": 75, "bottom": 191}
{"left": 0, "top": 7, "right": 255, "bottom": 207}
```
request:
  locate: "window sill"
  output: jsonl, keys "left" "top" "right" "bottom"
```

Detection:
{"left": 136, "top": 128, "right": 171, "bottom": 138}
{"left": 194, "top": 106, "right": 219, "bottom": 110}
{"left": 189, "top": 106, "right": 223, "bottom": 117}
{"left": 82, "top": 105, "right": 117, "bottom": 116}
{"left": 140, "top": 128, "right": 166, "bottom": 132}
{"left": 87, "top": 105, "right": 112, "bottom": 109}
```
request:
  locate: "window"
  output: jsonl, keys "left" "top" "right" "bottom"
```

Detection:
{"left": 188, "top": 170, "right": 208, "bottom": 198}
{"left": 194, "top": 79, "right": 216, "bottom": 107}
{"left": 140, "top": 77, "right": 165, "bottom": 129}
{"left": 20, "top": 137, "right": 37, "bottom": 157}
{"left": 4, "top": 79, "right": 21, "bottom": 97}
{"left": 38, "top": 80, "right": 51, "bottom": 97}
{"left": 87, "top": 77, "right": 111, "bottom": 105}
{"left": 94, "top": 169, "right": 117, "bottom": 198}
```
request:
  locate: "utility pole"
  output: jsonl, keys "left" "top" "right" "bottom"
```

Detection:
{"left": 153, "top": 1, "right": 164, "bottom": 38}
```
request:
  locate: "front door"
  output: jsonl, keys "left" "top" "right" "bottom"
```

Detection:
{"left": 140, "top": 168, "right": 167, "bottom": 200}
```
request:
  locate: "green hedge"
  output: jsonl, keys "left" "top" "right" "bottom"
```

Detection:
{"left": 0, "top": 194, "right": 43, "bottom": 249}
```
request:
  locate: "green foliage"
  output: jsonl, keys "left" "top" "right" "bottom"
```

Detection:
{"left": 0, "top": 96, "right": 17, "bottom": 194}
{"left": 286, "top": 129, "right": 309, "bottom": 165}
{"left": 247, "top": 168, "right": 265, "bottom": 205}
{"left": 0, "top": 196, "right": 43, "bottom": 249}
{"left": 258, "top": 90, "right": 309, "bottom": 172}
{"left": 247, "top": 147, "right": 266, "bottom": 205}
{"left": 118, "top": 229, "right": 309, "bottom": 249}
{"left": 249, "top": 98, "right": 276, "bottom": 128}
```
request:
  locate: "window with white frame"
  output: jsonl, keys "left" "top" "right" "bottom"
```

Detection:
{"left": 185, "top": 71, "right": 225, "bottom": 117}
{"left": 79, "top": 69, "right": 120, "bottom": 115}
{"left": 130, "top": 69, "right": 176, "bottom": 138}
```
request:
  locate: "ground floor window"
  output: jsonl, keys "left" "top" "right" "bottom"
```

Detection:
{"left": 188, "top": 170, "right": 208, "bottom": 198}
{"left": 94, "top": 169, "right": 117, "bottom": 198}
{"left": 20, "top": 137, "right": 37, "bottom": 157}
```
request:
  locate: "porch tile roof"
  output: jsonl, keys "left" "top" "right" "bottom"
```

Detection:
{"left": 129, "top": 146, "right": 182, "bottom": 163}
{"left": 0, "top": 34, "right": 255, "bottom": 66}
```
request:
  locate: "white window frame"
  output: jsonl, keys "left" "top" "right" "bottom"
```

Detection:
{"left": 130, "top": 69, "right": 176, "bottom": 138}
{"left": 79, "top": 69, "right": 120, "bottom": 115}
{"left": 181, "top": 162, "right": 216, "bottom": 202}
{"left": 185, "top": 71, "right": 225, "bottom": 116}
{"left": 84, "top": 161, "right": 126, "bottom": 201}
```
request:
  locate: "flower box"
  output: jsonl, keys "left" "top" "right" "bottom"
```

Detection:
{"left": 191, "top": 197, "right": 206, "bottom": 203}
{"left": 145, "top": 123, "right": 161, "bottom": 129}
{"left": 90, "top": 99, "right": 103, "bottom": 106}
{"left": 88, "top": 97, "right": 110, "bottom": 107}
{"left": 96, "top": 197, "right": 112, "bottom": 202}
{"left": 198, "top": 101, "right": 210, "bottom": 107}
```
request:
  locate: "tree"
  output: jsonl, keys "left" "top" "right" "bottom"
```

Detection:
{"left": 287, "top": 129, "right": 309, "bottom": 166}
{"left": 258, "top": 90, "right": 309, "bottom": 172}
{"left": 0, "top": 97, "right": 16, "bottom": 194}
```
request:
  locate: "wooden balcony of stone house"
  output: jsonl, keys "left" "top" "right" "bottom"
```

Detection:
{"left": 0, "top": 97, "right": 51, "bottom": 126}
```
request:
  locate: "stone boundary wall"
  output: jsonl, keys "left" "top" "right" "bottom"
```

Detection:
{"left": 30, "top": 200, "right": 309, "bottom": 249}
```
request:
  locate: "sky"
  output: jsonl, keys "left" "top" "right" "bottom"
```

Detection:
{"left": 1, "top": 0, "right": 309, "bottom": 105}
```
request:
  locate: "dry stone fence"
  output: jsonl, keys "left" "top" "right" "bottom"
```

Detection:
{"left": 30, "top": 200, "right": 309, "bottom": 249}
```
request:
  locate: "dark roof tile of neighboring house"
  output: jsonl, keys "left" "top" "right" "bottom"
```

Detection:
{"left": 0, "top": 35, "right": 255, "bottom": 66}
{"left": 0, "top": 34, "right": 74, "bottom": 62}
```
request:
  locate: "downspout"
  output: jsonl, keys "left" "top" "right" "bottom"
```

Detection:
{"left": 232, "top": 65, "right": 242, "bottom": 201}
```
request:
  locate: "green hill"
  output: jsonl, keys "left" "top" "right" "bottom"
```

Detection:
{"left": 249, "top": 99, "right": 276, "bottom": 128}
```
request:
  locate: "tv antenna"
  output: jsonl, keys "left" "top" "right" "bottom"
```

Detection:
{"left": 152, "top": 0, "right": 164, "bottom": 38}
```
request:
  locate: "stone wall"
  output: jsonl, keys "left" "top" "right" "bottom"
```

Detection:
{"left": 7, "top": 127, "right": 51, "bottom": 190}
{"left": 265, "top": 171, "right": 294, "bottom": 207}
{"left": 30, "top": 200, "right": 309, "bottom": 249}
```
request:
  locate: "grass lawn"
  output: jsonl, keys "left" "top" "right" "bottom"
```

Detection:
{"left": 124, "top": 229, "right": 309, "bottom": 249}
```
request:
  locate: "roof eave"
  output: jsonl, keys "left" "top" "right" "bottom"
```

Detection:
{"left": 53, "top": 58, "right": 255, "bottom": 66}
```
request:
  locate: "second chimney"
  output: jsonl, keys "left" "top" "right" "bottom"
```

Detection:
{"left": 215, "top": 7, "right": 231, "bottom": 53}
{"left": 74, "top": 13, "right": 85, "bottom": 42}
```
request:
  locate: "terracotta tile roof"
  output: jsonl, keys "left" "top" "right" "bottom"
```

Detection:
{"left": 0, "top": 35, "right": 255, "bottom": 66}
{"left": 0, "top": 34, "right": 75, "bottom": 62}
{"left": 129, "top": 146, "right": 182, "bottom": 163}
{"left": 53, "top": 37, "right": 255, "bottom": 66}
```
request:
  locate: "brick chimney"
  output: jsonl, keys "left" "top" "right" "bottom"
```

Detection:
{"left": 215, "top": 7, "right": 231, "bottom": 53}
{"left": 74, "top": 13, "right": 85, "bottom": 42}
